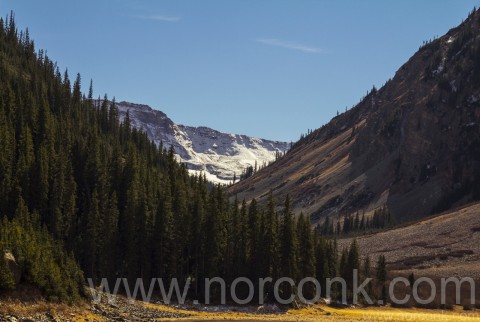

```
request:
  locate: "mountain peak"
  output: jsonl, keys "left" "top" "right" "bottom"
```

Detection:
{"left": 115, "top": 102, "right": 289, "bottom": 184}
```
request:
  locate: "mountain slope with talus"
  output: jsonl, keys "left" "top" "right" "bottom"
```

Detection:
{"left": 115, "top": 102, "right": 289, "bottom": 184}
{"left": 228, "top": 8, "right": 480, "bottom": 224}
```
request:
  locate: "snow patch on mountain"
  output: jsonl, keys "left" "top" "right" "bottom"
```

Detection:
{"left": 116, "top": 101, "right": 290, "bottom": 184}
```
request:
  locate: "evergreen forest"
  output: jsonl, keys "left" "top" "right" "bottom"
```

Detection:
{"left": 0, "top": 13, "right": 385, "bottom": 304}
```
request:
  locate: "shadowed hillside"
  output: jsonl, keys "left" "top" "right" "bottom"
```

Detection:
{"left": 229, "top": 8, "right": 480, "bottom": 225}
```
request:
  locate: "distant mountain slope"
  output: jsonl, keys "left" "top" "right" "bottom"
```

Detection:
{"left": 228, "top": 8, "right": 480, "bottom": 223}
{"left": 338, "top": 202, "right": 480, "bottom": 279}
{"left": 116, "top": 102, "right": 289, "bottom": 184}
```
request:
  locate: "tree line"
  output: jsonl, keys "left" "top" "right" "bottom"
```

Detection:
{"left": 317, "top": 206, "right": 395, "bottom": 237}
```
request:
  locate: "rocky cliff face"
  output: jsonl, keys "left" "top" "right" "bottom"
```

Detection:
{"left": 228, "top": 9, "right": 480, "bottom": 223}
{"left": 116, "top": 102, "right": 289, "bottom": 184}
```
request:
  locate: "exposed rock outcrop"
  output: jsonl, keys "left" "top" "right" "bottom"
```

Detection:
{"left": 229, "top": 8, "right": 480, "bottom": 224}
{"left": 3, "top": 251, "right": 21, "bottom": 285}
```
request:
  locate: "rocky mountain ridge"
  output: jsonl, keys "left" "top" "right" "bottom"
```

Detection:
{"left": 115, "top": 101, "right": 290, "bottom": 184}
{"left": 228, "top": 8, "right": 480, "bottom": 224}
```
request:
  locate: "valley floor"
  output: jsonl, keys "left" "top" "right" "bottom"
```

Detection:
{"left": 1, "top": 297, "right": 480, "bottom": 322}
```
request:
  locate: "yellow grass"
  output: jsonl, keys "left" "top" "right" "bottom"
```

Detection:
{"left": 0, "top": 300, "right": 106, "bottom": 322}
{"left": 319, "top": 306, "right": 480, "bottom": 322}
{"left": 145, "top": 302, "right": 480, "bottom": 322}
{"left": 2, "top": 298, "right": 479, "bottom": 321}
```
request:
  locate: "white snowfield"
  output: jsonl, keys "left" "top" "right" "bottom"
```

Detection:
{"left": 116, "top": 101, "right": 290, "bottom": 184}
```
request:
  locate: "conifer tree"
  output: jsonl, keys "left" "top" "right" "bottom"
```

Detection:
{"left": 260, "top": 190, "right": 278, "bottom": 296}
{"left": 297, "top": 213, "right": 316, "bottom": 297}
{"left": 376, "top": 255, "right": 387, "bottom": 304}
{"left": 247, "top": 198, "right": 260, "bottom": 281}
{"left": 346, "top": 239, "right": 360, "bottom": 298}
{"left": 280, "top": 195, "right": 298, "bottom": 296}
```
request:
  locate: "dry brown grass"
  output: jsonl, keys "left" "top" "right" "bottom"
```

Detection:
{"left": 152, "top": 304, "right": 480, "bottom": 322}
{"left": 227, "top": 117, "right": 365, "bottom": 217}
{"left": 339, "top": 203, "right": 480, "bottom": 279}
{"left": 2, "top": 296, "right": 480, "bottom": 322}
{"left": 0, "top": 299, "right": 105, "bottom": 321}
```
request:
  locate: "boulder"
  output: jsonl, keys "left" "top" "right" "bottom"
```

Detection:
{"left": 3, "top": 250, "right": 21, "bottom": 285}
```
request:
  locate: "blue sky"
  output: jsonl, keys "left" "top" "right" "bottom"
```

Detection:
{"left": 1, "top": 1, "right": 478, "bottom": 141}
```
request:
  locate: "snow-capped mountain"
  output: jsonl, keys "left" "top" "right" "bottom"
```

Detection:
{"left": 116, "top": 101, "right": 290, "bottom": 184}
